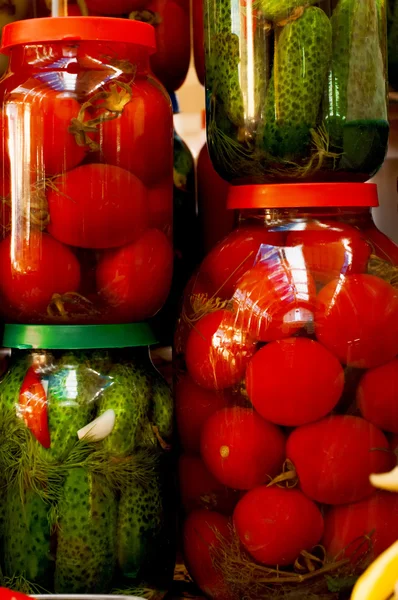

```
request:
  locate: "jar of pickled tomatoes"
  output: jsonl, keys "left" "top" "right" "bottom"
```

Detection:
{"left": 0, "top": 17, "right": 173, "bottom": 324}
{"left": 204, "top": 0, "right": 389, "bottom": 184}
{"left": 176, "top": 183, "right": 398, "bottom": 600}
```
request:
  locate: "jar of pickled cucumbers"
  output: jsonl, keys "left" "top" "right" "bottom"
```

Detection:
{"left": 0, "top": 18, "right": 173, "bottom": 324}
{"left": 204, "top": 0, "right": 389, "bottom": 185}
{"left": 0, "top": 323, "right": 175, "bottom": 596}
{"left": 176, "top": 183, "right": 398, "bottom": 600}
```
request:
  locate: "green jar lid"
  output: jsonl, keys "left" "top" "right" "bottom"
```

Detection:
{"left": 3, "top": 323, "right": 157, "bottom": 350}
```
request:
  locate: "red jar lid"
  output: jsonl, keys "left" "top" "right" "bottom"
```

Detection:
{"left": 227, "top": 183, "right": 379, "bottom": 209}
{"left": 1, "top": 17, "right": 156, "bottom": 53}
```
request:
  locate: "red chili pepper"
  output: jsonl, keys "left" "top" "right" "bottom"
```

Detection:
{"left": 19, "top": 366, "right": 51, "bottom": 449}
{"left": 0, "top": 588, "right": 32, "bottom": 600}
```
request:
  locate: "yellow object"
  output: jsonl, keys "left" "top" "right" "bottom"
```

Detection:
{"left": 370, "top": 466, "right": 398, "bottom": 492}
{"left": 351, "top": 540, "right": 398, "bottom": 600}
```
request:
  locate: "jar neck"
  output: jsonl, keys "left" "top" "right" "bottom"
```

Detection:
{"left": 7, "top": 42, "right": 151, "bottom": 74}
{"left": 237, "top": 207, "right": 374, "bottom": 228}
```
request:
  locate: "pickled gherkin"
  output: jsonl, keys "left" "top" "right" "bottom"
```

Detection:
{"left": 262, "top": 7, "right": 332, "bottom": 160}
{"left": 204, "top": 0, "right": 388, "bottom": 184}
{"left": 325, "top": 0, "right": 388, "bottom": 173}
{"left": 257, "top": 0, "right": 318, "bottom": 22}
{"left": 54, "top": 468, "right": 117, "bottom": 593}
{"left": 0, "top": 325, "right": 175, "bottom": 595}
{"left": 98, "top": 362, "right": 152, "bottom": 457}
{"left": 4, "top": 486, "right": 52, "bottom": 588}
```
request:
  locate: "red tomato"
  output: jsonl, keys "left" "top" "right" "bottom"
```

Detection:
{"left": 100, "top": 79, "right": 173, "bottom": 186}
{"left": 323, "top": 491, "right": 398, "bottom": 561}
{"left": 85, "top": 0, "right": 148, "bottom": 13}
{"left": 200, "top": 227, "right": 285, "bottom": 299}
{"left": 185, "top": 309, "right": 257, "bottom": 390}
{"left": 287, "top": 416, "right": 394, "bottom": 505}
{"left": 192, "top": 0, "right": 205, "bottom": 85}
{"left": 0, "top": 589, "right": 32, "bottom": 600}
{"left": 286, "top": 221, "right": 371, "bottom": 284}
{"left": 357, "top": 358, "right": 398, "bottom": 434}
{"left": 19, "top": 367, "right": 50, "bottom": 448}
{"left": 48, "top": 164, "right": 148, "bottom": 249}
{"left": 179, "top": 454, "right": 240, "bottom": 514}
{"left": 391, "top": 434, "right": 398, "bottom": 455}
{"left": 197, "top": 144, "right": 233, "bottom": 255}
{"left": 200, "top": 406, "right": 285, "bottom": 490}
{"left": 234, "top": 486, "right": 324, "bottom": 566}
{"left": 147, "top": 177, "right": 173, "bottom": 236}
{"left": 363, "top": 224, "right": 398, "bottom": 265}
{"left": 183, "top": 510, "right": 232, "bottom": 600}
{"left": 96, "top": 228, "right": 173, "bottom": 321}
{"left": 174, "top": 270, "right": 216, "bottom": 355}
{"left": 315, "top": 274, "right": 398, "bottom": 369}
{"left": 246, "top": 338, "right": 344, "bottom": 427}
{"left": 0, "top": 232, "right": 81, "bottom": 320}
{"left": 5, "top": 89, "right": 86, "bottom": 176}
{"left": 146, "top": 0, "right": 191, "bottom": 91}
{"left": 66, "top": 4, "right": 83, "bottom": 14}
{"left": 232, "top": 257, "right": 316, "bottom": 341}
{"left": 175, "top": 374, "right": 232, "bottom": 453}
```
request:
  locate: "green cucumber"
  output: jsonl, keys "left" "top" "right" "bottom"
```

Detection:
{"left": 117, "top": 471, "right": 163, "bottom": 581}
{"left": 151, "top": 376, "right": 173, "bottom": 445}
{"left": 325, "top": 0, "right": 387, "bottom": 148}
{"left": 54, "top": 468, "right": 117, "bottom": 593}
{"left": 257, "top": 0, "right": 318, "bottom": 22}
{"left": 98, "top": 363, "right": 151, "bottom": 457}
{"left": 0, "top": 357, "right": 29, "bottom": 413}
{"left": 4, "top": 486, "right": 52, "bottom": 587}
{"left": 40, "top": 358, "right": 104, "bottom": 463}
{"left": 262, "top": 7, "right": 332, "bottom": 159}
{"left": 206, "top": 32, "right": 244, "bottom": 127}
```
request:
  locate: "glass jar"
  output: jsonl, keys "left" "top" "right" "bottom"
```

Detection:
{"left": 129, "top": 0, "right": 191, "bottom": 91}
{"left": 197, "top": 142, "right": 234, "bottom": 257}
{"left": 204, "top": 0, "right": 389, "bottom": 185}
{"left": 0, "top": 323, "right": 175, "bottom": 596}
{"left": 0, "top": 18, "right": 174, "bottom": 324}
{"left": 175, "top": 183, "right": 398, "bottom": 600}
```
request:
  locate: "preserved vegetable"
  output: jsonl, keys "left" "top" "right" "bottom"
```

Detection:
{"left": 0, "top": 17, "right": 173, "bottom": 324}
{"left": 177, "top": 183, "right": 398, "bottom": 599}
{"left": 204, "top": 0, "right": 388, "bottom": 184}
{"left": 0, "top": 323, "right": 175, "bottom": 596}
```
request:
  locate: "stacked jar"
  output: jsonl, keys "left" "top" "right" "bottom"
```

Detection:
{"left": 0, "top": 16, "right": 176, "bottom": 597}
{"left": 176, "top": 184, "right": 398, "bottom": 600}
{"left": 204, "top": 0, "right": 389, "bottom": 185}
{"left": 177, "top": 0, "right": 398, "bottom": 599}
{"left": 0, "top": 17, "right": 173, "bottom": 325}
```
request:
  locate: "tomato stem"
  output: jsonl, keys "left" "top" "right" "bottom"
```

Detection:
{"left": 266, "top": 459, "right": 298, "bottom": 489}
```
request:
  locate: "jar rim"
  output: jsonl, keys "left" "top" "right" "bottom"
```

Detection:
{"left": 227, "top": 183, "right": 379, "bottom": 210}
{"left": 3, "top": 323, "right": 157, "bottom": 349}
{"left": 1, "top": 17, "right": 156, "bottom": 54}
